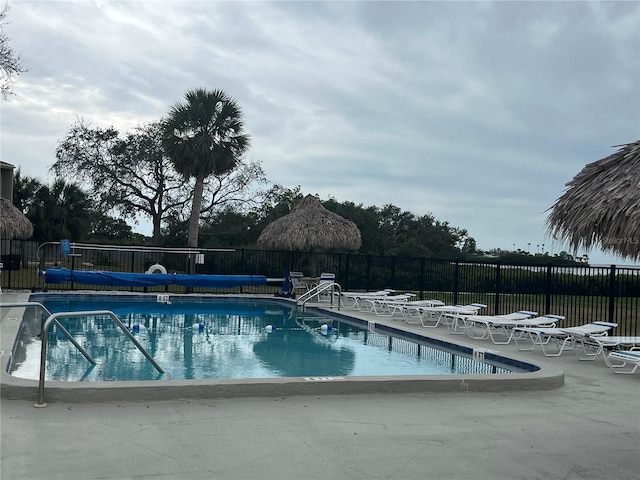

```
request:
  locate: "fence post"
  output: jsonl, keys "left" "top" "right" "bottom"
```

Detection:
{"left": 6, "top": 239, "right": 13, "bottom": 289}
{"left": 494, "top": 260, "right": 501, "bottom": 314}
{"left": 391, "top": 256, "right": 397, "bottom": 289}
{"left": 608, "top": 264, "right": 616, "bottom": 324}
{"left": 240, "top": 248, "right": 246, "bottom": 294}
{"left": 453, "top": 259, "right": 459, "bottom": 305}
{"left": 344, "top": 252, "right": 350, "bottom": 290}
{"left": 545, "top": 263, "right": 552, "bottom": 315}
{"left": 419, "top": 257, "right": 426, "bottom": 300}
{"left": 69, "top": 254, "right": 76, "bottom": 291}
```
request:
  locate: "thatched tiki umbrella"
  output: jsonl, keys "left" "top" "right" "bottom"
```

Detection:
{"left": 0, "top": 197, "right": 33, "bottom": 239}
{"left": 546, "top": 140, "right": 640, "bottom": 261}
{"left": 258, "top": 195, "right": 361, "bottom": 291}
{"left": 258, "top": 195, "right": 362, "bottom": 251}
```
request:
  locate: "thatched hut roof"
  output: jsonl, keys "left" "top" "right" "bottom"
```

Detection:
{"left": 257, "top": 194, "right": 362, "bottom": 251}
{"left": 546, "top": 140, "right": 640, "bottom": 260}
{"left": 0, "top": 197, "right": 33, "bottom": 239}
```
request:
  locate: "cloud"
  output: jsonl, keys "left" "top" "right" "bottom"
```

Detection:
{"left": 3, "top": 0, "right": 638, "bottom": 266}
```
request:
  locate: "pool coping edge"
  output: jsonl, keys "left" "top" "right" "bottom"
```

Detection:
{"left": 1, "top": 293, "right": 565, "bottom": 403}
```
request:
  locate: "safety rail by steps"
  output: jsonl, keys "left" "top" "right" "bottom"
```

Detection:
{"left": 296, "top": 282, "right": 341, "bottom": 311}
{"left": 1, "top": 302, "right": 164, "bottom": 408}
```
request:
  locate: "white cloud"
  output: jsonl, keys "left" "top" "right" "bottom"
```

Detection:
{"left": 2, "top": 0, "right": 638, "bottom": 266}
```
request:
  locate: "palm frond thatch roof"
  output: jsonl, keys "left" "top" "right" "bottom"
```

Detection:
{"left": 0, "top": 197, "right": 33, "bottom": 239}
{"left": 257, "top": 195, "right": 362, "bottom": 251}
{"left": 546, "top": 140, "right": 640, "bottom": 260}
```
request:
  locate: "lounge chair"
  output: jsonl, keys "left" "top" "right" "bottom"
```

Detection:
{"left": 447, "top": 310, "right": 538, "bottom": 339}
{"left": 350, "top": 296, "right": 391, "bottom": 311}
{"left": 569, "top": 335, "right": 640, "bottom": 362}
{"left": 338, "top": 290, "right": 395, "bottom": 309}
{"left": 607, "top": 350, "right": 640, "bottom": 374}
{"left": 442, "top": 310, "right": 537, "bottom": 335}
{"left": 461, "top": 313, "right": 563, "bottom": 344}
{"left": 368, "top": 298, "right": 443, "bottom": 317}
{"left": 512, "top": 322, "right": 618, "bottom": 356}
{"left": 359, "top": 293, "right": 417, "bottom": 313}
{"left": 403, "top": 303, "right": 487, "bottom": 329}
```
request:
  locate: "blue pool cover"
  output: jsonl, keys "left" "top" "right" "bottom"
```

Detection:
{"left": 44, "top": 268, "right": 267, "bottom": 288}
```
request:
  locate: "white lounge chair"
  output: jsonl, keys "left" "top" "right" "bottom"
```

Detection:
{"left": 512, "top": 322, "right": 618, "bottom": 356}
{"left": 462, "top": 313, "right": 563, "bottom": 344}
{"left": 370, "top": 298, "right": 443, "bottom": 317}
{"left": 447, "top": 310, "right": 538, "bottom": 339}
{"left": 351, "top": 294, "right": 398, "bottom": 311}
{"left": 359, "top": 294, "right": 416, "bottom": 313}
{"left": 338, "top": 290, "right": 395, "bottom": 309}
{"left": 569, "top": 335, "right": 640, "bottom": 363}
{"left": 443, "top": 309, "right": 535, "bottom": 329}
{"left": 403, "top": 303, "right": 487, "bottom": 329}
{"left": 607, "top": 350, "right": 640, "bottom": 374}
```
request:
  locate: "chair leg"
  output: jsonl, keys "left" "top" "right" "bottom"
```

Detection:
{"left": 539, "top": 336, "right": 573, "bottom": 357}
{"left": 608, "top": 357, "right": 640, "bottom": 374}
{"left": 573, "top": 340, "right": 603, "bottom": 361}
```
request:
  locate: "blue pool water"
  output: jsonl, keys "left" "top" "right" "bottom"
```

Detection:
{"left": 11, "top": 294, "right": 521, "bottom": 381}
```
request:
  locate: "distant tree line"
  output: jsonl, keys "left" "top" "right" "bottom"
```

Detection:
{"left": 14, "top": 166, "right": 471, "bottom": 258}
{"left": 13, "top": 166, "right": 583, "bottom": 266}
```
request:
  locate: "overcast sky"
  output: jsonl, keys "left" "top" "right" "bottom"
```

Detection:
{"left": 2, "top": 1, "right": 639, "bottom": 265}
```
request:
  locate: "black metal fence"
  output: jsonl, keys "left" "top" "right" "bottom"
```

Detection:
{"left": 2, "top": 239, "right": 638, "bottom": 335}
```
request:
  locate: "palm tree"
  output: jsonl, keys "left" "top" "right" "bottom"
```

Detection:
{"left": 30, "top": 179, "right": 92, "bottom": 242}
{"left": 162, "top": 88, "right": 250, "bottom": 271}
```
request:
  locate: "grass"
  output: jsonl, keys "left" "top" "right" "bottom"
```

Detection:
{"left": 420, "top": 290, "right": 638, "bottom": 335}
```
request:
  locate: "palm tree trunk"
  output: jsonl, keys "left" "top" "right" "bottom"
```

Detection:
{"left": 187, "top": 173, "right": 205, "bottom": 273}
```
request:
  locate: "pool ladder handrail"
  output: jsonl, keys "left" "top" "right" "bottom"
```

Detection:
{"left": 37, "top": 310, "right": 165, "bottom": 407}
{"left": 1, "top": 302, "right": 164, "bottom": 408}
{"left": 296, "top": 282, "right": 341, "bottom": 311}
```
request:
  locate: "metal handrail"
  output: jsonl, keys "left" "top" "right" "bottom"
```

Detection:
{"left": 296, "top": 282, "right": 342, "bottom": 311}
{"left": 36, "top": 241, "right": 236, "bottom": 264}
{"left": 34, "top": 310, "right": 164, "bottom": 407}
{"left": 3, "top": 302, "right": 166, "bottom": 406}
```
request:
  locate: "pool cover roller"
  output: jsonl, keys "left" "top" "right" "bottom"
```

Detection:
{"left": 44, "top": 268, "right": 267, "bottom": 288}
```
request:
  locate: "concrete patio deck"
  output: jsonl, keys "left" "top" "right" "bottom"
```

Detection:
{"left": 1, "top": 291, "right": 638, "bottom": 480}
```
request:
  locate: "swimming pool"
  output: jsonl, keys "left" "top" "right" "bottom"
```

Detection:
{"left": 10, "top": 294, "right": 526, "bottom": 382}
